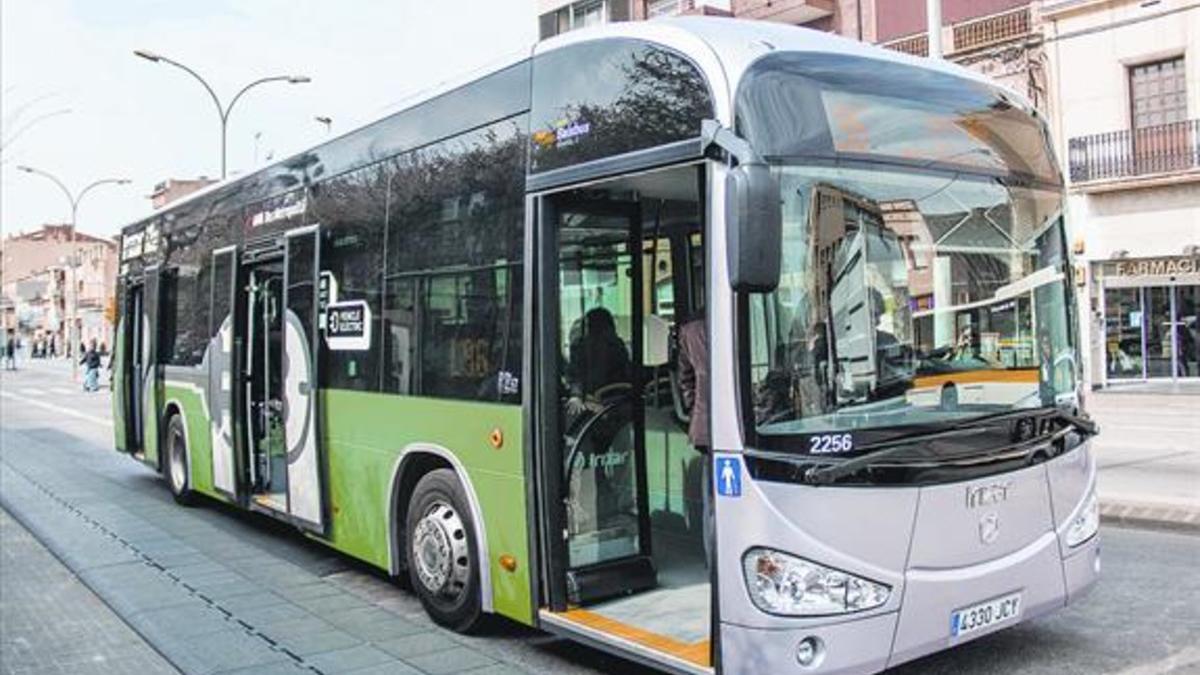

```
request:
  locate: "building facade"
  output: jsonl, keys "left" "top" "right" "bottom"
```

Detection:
{"left": 0, "top": 224, "right": 119, "bottom": 354}
{"left": 1043, "top": 0, "right": 1199, "bottom": 388}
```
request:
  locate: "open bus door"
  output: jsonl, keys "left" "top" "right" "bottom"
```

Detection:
{"left": 533, "top": 164, "right": 713, "bottom": 675}
{"left": 238, "top": 228, "right": 326, "bottom": 533}
{"left": 120, "top": 265, "right": 162, "bottom": 468}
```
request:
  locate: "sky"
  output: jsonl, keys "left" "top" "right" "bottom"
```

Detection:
{"left": 1, "top": 0, "right": 537, "bottom": 239}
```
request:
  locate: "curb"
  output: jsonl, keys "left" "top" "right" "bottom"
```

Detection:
{"left": 1100, "top": 499, "right": 1200, "bottom": 535}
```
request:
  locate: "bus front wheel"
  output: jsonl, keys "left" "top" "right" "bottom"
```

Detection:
{"left": 405, "top": 469, "right": 482, "bottom": 632}
{"left": 165, "top": 414, "right": 195, "bottom": 506}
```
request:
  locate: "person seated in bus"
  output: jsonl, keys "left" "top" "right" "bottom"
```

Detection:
{"left": 566, "top": 307, "right": 631, "bottom": 404}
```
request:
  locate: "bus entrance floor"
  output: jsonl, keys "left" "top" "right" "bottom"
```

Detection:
{"left": 585, "top": 533, "right": 709, "bottom": 645}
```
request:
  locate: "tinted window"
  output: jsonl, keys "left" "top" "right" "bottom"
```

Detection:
{"left": 312, "top": 165, "right": 386, "bottom": 391}
{"left": 530, "top": 39, "right": 713, "bottom": 173}
{"left": 382, "top": 116, "right": 526, "bottom": 402}
{"left": 160, "top": 263, "right": 209, "bottom": 366}
{"left": 736, "top": 52, "right": 1060, "bottom": 184}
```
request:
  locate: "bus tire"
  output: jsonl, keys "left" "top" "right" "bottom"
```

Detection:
{"left": 165, "top": 414, "right": 195, "bottom": 506}
{"left": 405, "top": 469, "right": 483, "bottom": 632}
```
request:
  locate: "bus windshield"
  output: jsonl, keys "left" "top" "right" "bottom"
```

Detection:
{"left": 746, "top": 163, "right": 1078, "bottom": 440}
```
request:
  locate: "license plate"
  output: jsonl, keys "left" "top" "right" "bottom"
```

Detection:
{"left": 951, "top": 592, "right": 1022, "bottom": 637}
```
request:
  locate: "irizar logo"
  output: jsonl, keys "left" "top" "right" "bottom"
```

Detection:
{"left": 966, "top": 480, "right": 1012, "bottom": 509}
{"left": 979, "top": 512, "right": 1001, "bottom": 545}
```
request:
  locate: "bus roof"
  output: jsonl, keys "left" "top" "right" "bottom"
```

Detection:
{"left": 120, "top": 17, "right": 1033, "bottom": 238}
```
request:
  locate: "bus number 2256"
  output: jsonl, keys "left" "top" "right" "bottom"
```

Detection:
{"left": 809, "top": 433, "right": 853, "bottom": 454}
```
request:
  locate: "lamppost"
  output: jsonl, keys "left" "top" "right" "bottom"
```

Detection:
{"left": 133, "top": 50, "right": 310, "bottom": 179}
{"left": 314, "top": 116, "right": 333, "bottom": 135}
{"left": 15, "top": 166, "right": 130, "bottom": 381}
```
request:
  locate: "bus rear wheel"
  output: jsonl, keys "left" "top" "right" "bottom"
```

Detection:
{"left": 405, "top": 469, "right": 482, "bottom": 632}
{"left": 165, "top": 414, "right": 195, "bottom": 505}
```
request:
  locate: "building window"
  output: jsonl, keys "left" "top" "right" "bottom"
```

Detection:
{"left": 1130, "top": 57, "right": 1186, "bottom": 130}
{"left": 539, "top": 0, "right": 612, "bottom": 39}
{"left": 646, "top": 0, "right": 681, "bottom": 18}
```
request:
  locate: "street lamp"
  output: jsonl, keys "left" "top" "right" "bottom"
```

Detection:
{"left": 314, "top": 116, "right": 333, "bottom": 135}
{"left": 15, "top": 165, "right": 130, "bottom": 381}
{"left": 133, "top": 49, "right": 310, "bottom": 179}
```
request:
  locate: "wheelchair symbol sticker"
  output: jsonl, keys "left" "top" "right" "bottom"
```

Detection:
{"left": 716, "top": 456, "right": 742, "bottom": 498}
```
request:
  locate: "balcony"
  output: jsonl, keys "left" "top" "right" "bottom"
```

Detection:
{"left": 1068, "top": 119, "right": 1200, "bottom": 188}
{"left": 732, "top": 0, "right": 834, "bottom": 25}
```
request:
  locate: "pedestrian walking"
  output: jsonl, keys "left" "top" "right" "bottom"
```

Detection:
{"left": 81, "top": 339, "right": 102, "bottom": 392}
{"left": 4, "top": 330, "right": 17, "bottom": 371}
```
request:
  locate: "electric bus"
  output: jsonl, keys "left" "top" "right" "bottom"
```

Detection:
{"left": 112, "top": 17, "right": 1100, "bottom": 675}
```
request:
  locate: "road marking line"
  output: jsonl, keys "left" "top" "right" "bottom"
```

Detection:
{"left": 16, "top": 388, "right": 47, "bottom": 396}
{"left": 0, "top": 390, "right": 112, "bottom": 428}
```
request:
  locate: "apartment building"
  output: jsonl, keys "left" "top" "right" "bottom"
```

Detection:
{"left": 0, "top": 224, "right": 119, "bottom": 353}
{"left": 1043, "top": 0, "right": 1199, "bottom": 388}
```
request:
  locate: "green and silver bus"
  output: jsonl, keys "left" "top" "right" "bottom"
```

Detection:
{"left": 114, "top": 18, "right": 1100, "bottom": 674}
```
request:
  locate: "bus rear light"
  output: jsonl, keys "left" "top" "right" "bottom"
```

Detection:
{"left": 742, "top": 547, "right": 890, "bottom": 616}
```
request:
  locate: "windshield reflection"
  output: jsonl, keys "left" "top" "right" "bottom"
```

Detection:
{"left": 748, "top": 165, "right": 1078, "bottom": 439}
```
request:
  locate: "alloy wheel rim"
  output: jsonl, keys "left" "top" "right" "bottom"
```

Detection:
{"left": 412, "top": 500, "right": 470, "bottom": 600}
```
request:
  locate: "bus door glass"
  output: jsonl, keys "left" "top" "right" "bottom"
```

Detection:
{"left": 138, "top": 266, "right": 162, "bottom": 467}
{"left": 543, "top": 195, "right": 656, "bottom": 605}
{"left": 281, "top": 226, "right": 325, "bottom": 531}
{"left": 209, "top": 247, "right": 239, "bottom": 498}
{"left": 123, "top": 281, "right": 144, "bottom": 455}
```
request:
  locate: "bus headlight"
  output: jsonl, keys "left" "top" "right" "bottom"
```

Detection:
{"left": 1065, "top": 490, "right": 1099, "bottom": 547}
{"left": 742, "top": 547, "right": 890, "bottom": 616}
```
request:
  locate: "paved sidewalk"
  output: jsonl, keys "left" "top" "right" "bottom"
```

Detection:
{"left": 0, "top": 507, "right": 178, "bottom": 675}
{"left": 1089, "top": 387, "right": 1200, "bottom": 532}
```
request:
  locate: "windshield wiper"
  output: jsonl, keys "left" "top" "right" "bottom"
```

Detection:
{"left": 803, "top": 406, "right": 1098, "bottom": 485}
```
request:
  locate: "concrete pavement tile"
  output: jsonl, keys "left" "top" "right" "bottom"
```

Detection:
{"left": 193, "top": 578, "right": 265, "bottom": 601}
{"left": 164, "top": 559, "right": 228, "bottom": 578}
{"left": 404, "top": 646, "right": 495, "bottom": 674}
{"left": 229, "top": 601, "right": 314, "bottom": 627}
{"left": 455, "top": 665, "right": 528, "bottom": 675}
{"left": 153, "top": 627, "right": 291, "bottom": 674}
{"left": 277, "top": 581, "right": 344, "bottom": 601}
{"left": 303, "top": 644, "right": 396, "bottom": 673}
{"left": 210, "top": 589, "right": 292, "bottom": 613}
{"left": 265, "top": 619, "right": 364, "bottom": 657}
{"left": 343, "top": 662, "right": 424, "bottom": 675}
{"left": 254, "top": 615, "right": 340, "bottom": 638}
{"left": 292, "top": 591, "right": 373, "bottom": 615}
{"left": 348, "top": 617, "right": 428, "bottom": 643}
{"left": 374, "top": 632, "right": 460, "bottom": 659}
{"left": 215, "top": 660, "right": 312, "bottom": 675}
{"left": 131, "top": 602, "right": 236, "bottom": 638}
{"left": 325, "top": 605, "right": 405, "bottom": 628}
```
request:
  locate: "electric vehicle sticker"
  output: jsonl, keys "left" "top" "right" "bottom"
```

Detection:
{"left": 716, "top": 456, "right": 742, "bottom": 498}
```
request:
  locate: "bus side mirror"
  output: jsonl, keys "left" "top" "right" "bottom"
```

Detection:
{"left": 726, "top": 162, "right": 782, "bottom": 293}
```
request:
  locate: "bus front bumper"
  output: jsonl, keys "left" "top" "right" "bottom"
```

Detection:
{"left": 718, "top": 533, "right": 1100, "bottom": 674}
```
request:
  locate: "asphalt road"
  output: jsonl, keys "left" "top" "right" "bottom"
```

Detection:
{"left": 1, "top": 360, "right": 1198, "bottom": 675}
